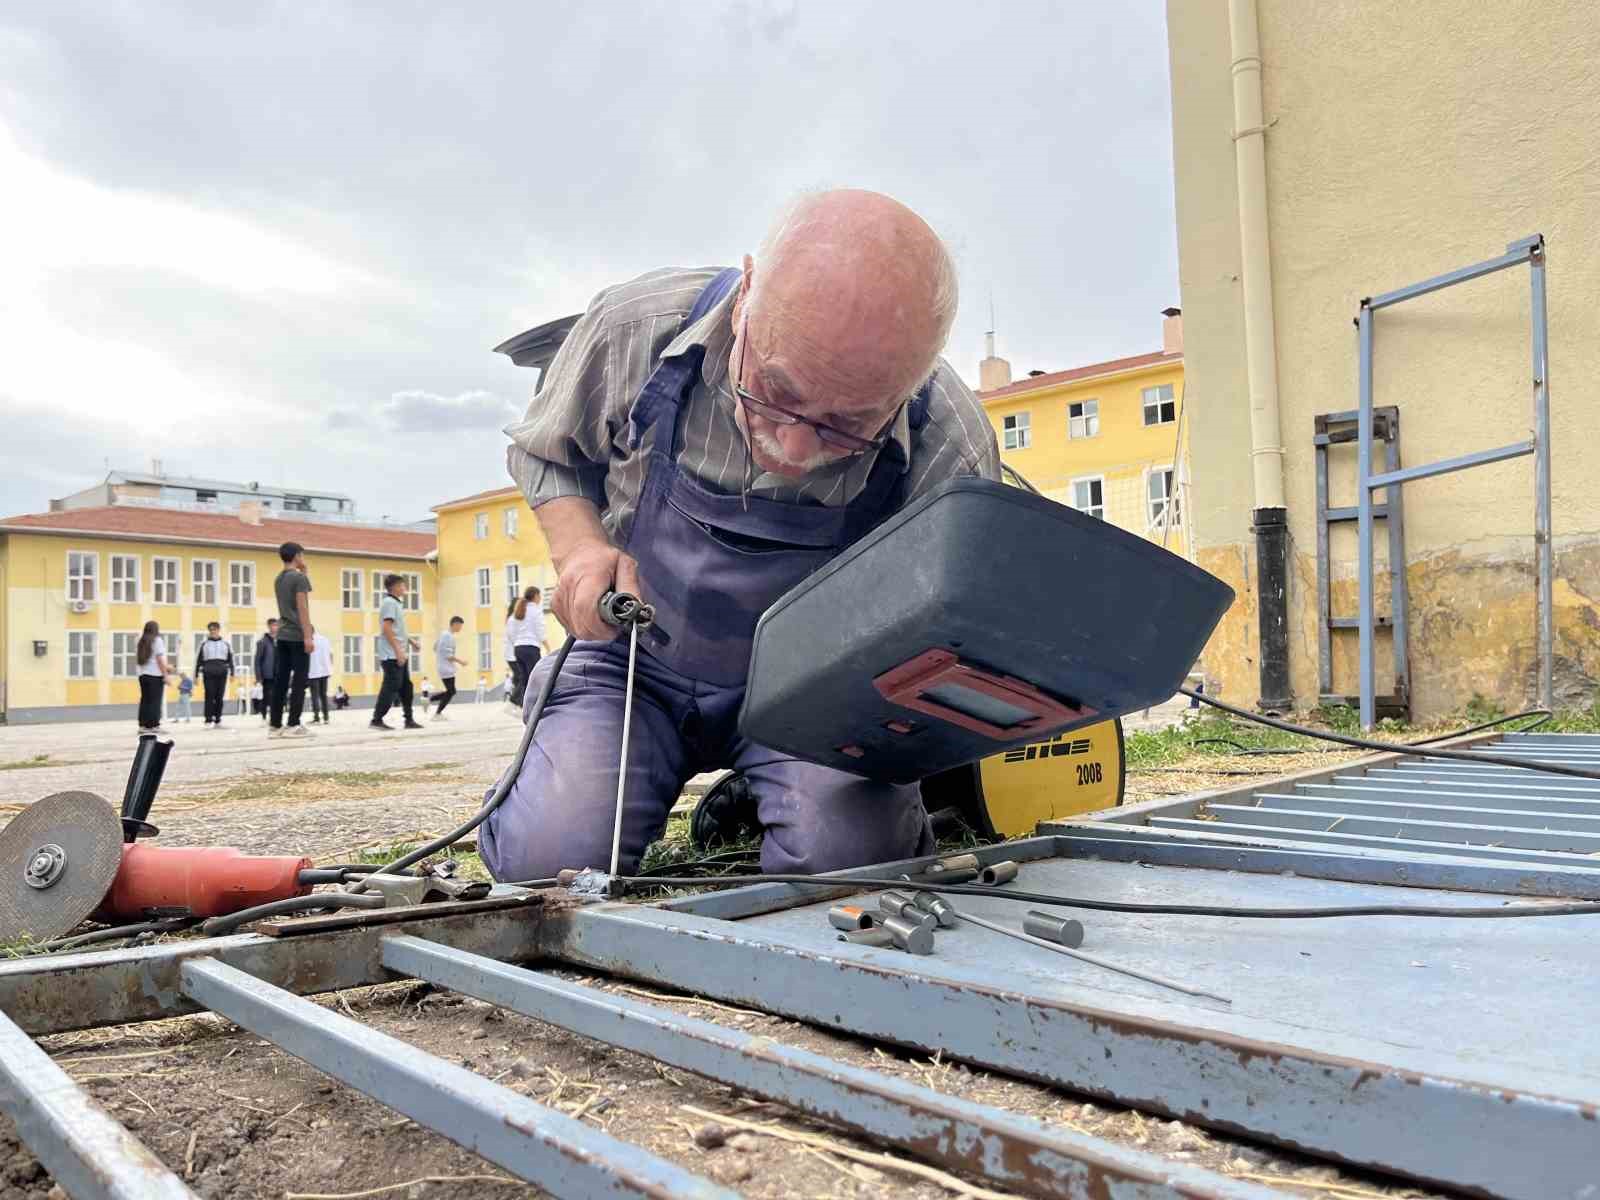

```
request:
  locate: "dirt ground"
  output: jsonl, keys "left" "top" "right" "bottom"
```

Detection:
{"left": 0, "top": 711, "right": 1432, "bottom": 1200}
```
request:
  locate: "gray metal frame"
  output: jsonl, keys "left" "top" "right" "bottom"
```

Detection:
{"left": 1355, "top": 235, "right": 1551, "bottom": 728}
{"left": 1314, "top": 406, "right": 1409, "bottom": 717}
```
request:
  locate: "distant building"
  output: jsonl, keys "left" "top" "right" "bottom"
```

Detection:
{"left": 978, "top": 311, "right": 1188, "bottom": 558}
{"left": 54, "top": 463, "right": 355, "bottom": 519}
{"left": 430, "top": 487, "right": 563, "bottom": 686}
{"left": 0, "top": 503, "right": 434, "bottom": 723}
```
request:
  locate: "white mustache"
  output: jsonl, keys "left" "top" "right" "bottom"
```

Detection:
{"left": 749, "top": 427, "right": 837, "bottom": 474}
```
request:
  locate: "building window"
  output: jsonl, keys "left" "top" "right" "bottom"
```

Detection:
{"left": 68, "top": 631, "right": 97, "bottom": 678}
{"left": 67, "top": 551, "right": 97, "bottom": 603}
{"left": 1072, "top": 477, "right": 1105, "bottom": 520}
{"left": 231, "top": 633, "right": 255, "bottom": 675}
{"left": 229, "top": 561, "right": 255, "bottom": 607}
{"left": 474, "top": 512, "right": 489, "bottom": 540}
{"left": 503, "top": 507, "right": 518, "bottom": 537}
{"left": 194, "top": 489, "right": 218, "bottom": 504}
{"left": 371, "top": 570, "right": 384, "bottom": 610}
{"left": 1142, "top": 384, "right": 1176, "bottom": 426}
{"left": 343, "top": 635, "right": 363, "bottom": 675}
{"left": 282, "top": 494, "right": 312, "bottom": 512}
{"left": 476, "top": 567, "right": 492, "bottom": 607}
{"left": 191, "top": 560, "right": 218, "bottom": 605}
{"left": 111, "top": 632, "right": 139, "bottom": 677}
{"left": 1148, "top": 468, "right": 1180, "bottom": 528}
{"left": 1002, "top": 412, "right": 1031, "bottom": 451}
{"left": 192, "top": 632, "right": 208, "bottom": 667}
{"left": 404, "top": 572, "right": 421, "bottom": 612}
{"left": 1068, "top": 399, "right": 1100, "bottom": 440}
{"left": 153, "top": 557, "right": 180, "bottom": 605}
{"left": 110, "top": 555, "right": 140, "bottom": 603}
{"left": 505, "top": 563, "right": 520, "bottom": 605}
{"left": 341, "top": 568, "right": 362, "bottom": 610}
{"left": 477, "top": 632, "right": 492, "bottom": 672}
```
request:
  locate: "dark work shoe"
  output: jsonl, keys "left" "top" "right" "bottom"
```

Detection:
{"left": 690, "top": 770, "right": 760, "bottom": 850}
{"left": 370, "top": 720, "right": 395, "bottom": 731}
{"left": 403, "top": 720, "right": 424, "bottom": 730}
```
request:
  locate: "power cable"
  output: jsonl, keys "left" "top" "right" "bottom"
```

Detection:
{"left": 608, "top": 873, "right": 1600, "bottom": 920}
{"left": 1179, "top": 689, "right": 1600, "bottom": 782}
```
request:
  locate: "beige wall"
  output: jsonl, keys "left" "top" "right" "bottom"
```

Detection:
{"left": 1168, "top": 0, "right": 1600, "bottom": 716}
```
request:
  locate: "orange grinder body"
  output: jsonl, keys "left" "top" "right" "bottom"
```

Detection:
{"left": 94, "top": 844, "right": 313, "bottom": 921}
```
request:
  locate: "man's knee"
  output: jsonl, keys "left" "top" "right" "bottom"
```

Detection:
{"left": 752, "top": 767, "right": 931, "bottom": 875}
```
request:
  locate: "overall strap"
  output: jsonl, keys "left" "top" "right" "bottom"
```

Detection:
{"left": 627, "top": 268, "right": 741, "bottom": 450}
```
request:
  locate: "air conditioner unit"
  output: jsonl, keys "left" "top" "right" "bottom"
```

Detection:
{"left": 70, "top": 600, "right": 91, "bottom": 614}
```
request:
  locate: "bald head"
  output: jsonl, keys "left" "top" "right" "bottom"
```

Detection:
{"left": 730, "top": 190, "right": 958, "bottom": 478}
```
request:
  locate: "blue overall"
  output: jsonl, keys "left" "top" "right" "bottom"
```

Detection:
{"left": 479, "top": 269, "right": 935, "bottom": 880}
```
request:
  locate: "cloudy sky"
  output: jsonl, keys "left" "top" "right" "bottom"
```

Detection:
{"left": 0, "top": 2, "right": 1176, "bottom": 524}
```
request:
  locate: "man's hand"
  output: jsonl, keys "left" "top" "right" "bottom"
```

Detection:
{"left": 553, "top": 539, "right": 640, "bottom": 641}
{"left": 304, "top": 628, "right": 315, "bottom": 653}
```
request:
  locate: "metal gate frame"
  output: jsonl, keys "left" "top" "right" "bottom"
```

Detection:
{"left": 1354, "top": 234, "right": 1552, "bottom": 728}
{"left": 0, "top": 894, "right": 1279, "bottom": 1200}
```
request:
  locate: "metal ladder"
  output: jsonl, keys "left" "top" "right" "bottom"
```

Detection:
{"left": 1314, "top": 406, "right": 1410, "bottom": 720}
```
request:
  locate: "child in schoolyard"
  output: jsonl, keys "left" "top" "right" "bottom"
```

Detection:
{"left": 432, "top": 616, "right": 467, "bottom": 719}
{"left": 195, "top": 620, "right": 233, "bottom": 727}
{"left": 175, "top": 673, "right": 194, "bottom": 723}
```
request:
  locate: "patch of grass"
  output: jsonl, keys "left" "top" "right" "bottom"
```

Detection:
{"left": 0, "top": 754, "right": 51, "bottom": 771}
{"left": 199, "top": 762, "right": 459, "bottom": 804}
{"left": 350, "top": 839, "right": 491, "bottom": 882}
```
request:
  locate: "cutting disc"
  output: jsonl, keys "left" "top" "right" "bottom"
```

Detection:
{"left": 0, "top": 790, "right": 123, "bottom": 944}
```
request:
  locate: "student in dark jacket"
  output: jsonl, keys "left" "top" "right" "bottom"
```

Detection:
{"left": 254, "top": 619, "right": 278, "bottom": 693}
{"left": 195, "top": 621, "right": 234, "bottom": 727}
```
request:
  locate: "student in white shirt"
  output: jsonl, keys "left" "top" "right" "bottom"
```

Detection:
{"left": 135, "top": 621, "right": 170, "bottom": 733}
{"left": 502, "top": 600, "right": 519, "bottom": 712}
{"left": 306, "top": 631, "right": 333, "bottom": 724}
{"left": 508, "top": 586, "right": 548, "bottom": 713}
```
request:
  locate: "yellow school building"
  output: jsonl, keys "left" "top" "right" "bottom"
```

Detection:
{"left": 0, "top": 504, "right": 436, "bottom": 723}
{"left": 978, "top": 311, "right": 1188, "bottom": 558}
{"left": 430, "top": 486, "right": 566, "bottom": 689}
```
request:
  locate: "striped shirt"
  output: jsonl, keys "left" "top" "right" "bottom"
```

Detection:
{"left": 503, "top": 266, "right": 1000, "bottom": 543}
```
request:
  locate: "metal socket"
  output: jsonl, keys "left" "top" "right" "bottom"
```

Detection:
{"left": 878, "top": 914, "right": 935, "bottom": 955}
{"left": 828, "top": 904, "right": 878, "bottom": 932}
{"left": 877, "top": 891, "right": 937, "bottom": 931}
{"left": 836, "top": 927, "right": 895, "bottom": 948}
{"left": 911, "top": 891, "right": 957, "bottom": 928}
{"left": 979, "top": 861, "right": 1020, "bottom": 886}
{"left": 1022, "top": 910, "right": 1086, "bottom": 949}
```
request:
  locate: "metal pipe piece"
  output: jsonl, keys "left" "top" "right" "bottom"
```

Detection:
{"left": 951, "top": 906, "right": 1228, "bottom": 1003}
{"left": 910, "top": 891, "right": 957, "bottom": 928}
{"left": 179, "top": 957, "right": 735, "bottom": 1199}
{"left": 1023, "top": 910, "right": 1086, "bottom": 949}
{"left": 827, "top": 904, "right": 877, "bottom": 932}
{"left": 837, "top": 928, "right": 895, "bottom": 948}
{"left": 978, "top": 860, "right": 1019, "bottom": 886}
{"left": 878, "top": 913, "right": 935, "bottom": 955}
{"left": 902, "top": 853, "right": 982, "bottom": 885}
{"left": 877, "top": 891, "right": 937, "bottom": 931}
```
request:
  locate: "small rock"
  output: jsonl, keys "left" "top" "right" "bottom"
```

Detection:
{"left": 709, "top": 1158, "right": 755, "bottom": 1184}
{"left": 728, "top": 1133, "right": 762, "bottom": 1154}
{"left": 469, "top": 1027, "right": 490, "bottom": 1041}
{"left": 46, "top": 1187, "right": 66, "bottom": 1200}
{"left": 693, "top": 1123, "right": 728, "bottom": 1150}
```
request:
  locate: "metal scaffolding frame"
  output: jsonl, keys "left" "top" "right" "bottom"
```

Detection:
{"left": 1355, "top": 234, "right": 1551, "bottom": 728}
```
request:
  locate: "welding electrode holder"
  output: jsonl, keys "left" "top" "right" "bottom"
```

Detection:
{"left": 597, "top": 590, "right": 655, "bottom": 629}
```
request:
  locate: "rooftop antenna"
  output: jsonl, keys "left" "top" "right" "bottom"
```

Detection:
{"left": 985, "top": 290, "right": 997, "bottom": 360}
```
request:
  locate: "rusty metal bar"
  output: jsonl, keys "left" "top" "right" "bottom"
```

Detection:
{"left": 0, "top": 1007, "right": 197, "bottom": 1199}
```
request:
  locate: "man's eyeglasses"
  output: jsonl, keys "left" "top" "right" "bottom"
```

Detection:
{"left": 733, "top": 317, "right": 895, "bottom": 454}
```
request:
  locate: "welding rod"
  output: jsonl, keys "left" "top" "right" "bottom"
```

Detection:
{"left": 949, "top": 906, "right": 1231, "bottom": 1004}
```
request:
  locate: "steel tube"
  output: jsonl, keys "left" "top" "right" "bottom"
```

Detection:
{"left": 380, "top": 936, "right": 1274, "bottom": 1200}
{"left": 1364, "top": 244, "right": 1533, "bottom": 310}
{"left": 179, "top": 957, "right": 733, "bottom": 1199}
{"left": 1357, "top": 307, "right": 1376, "bottom": 729}
{"left": 1203, "top": 803, "right": 1600, "bottom": 852}
{"left": 1149, "top": 816, "right": 1600, "bottom": 864}
{"left": 1532, "top": 240, "right": 1554, "bottom": 712}
{"left": 0, "top": 1008, "right": 197, "bottom": 1199}
{"left": 1366, "top": 440, "right": 1534, "bottom": 490}
{"left": 1252, "top": 790, "right": 1600, "bottom": 832}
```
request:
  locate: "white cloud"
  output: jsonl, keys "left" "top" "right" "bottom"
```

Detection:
{"left": 372, "top": 389, "right": 518, "bottom": 433}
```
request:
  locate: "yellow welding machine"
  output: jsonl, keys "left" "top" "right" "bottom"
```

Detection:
{"left": 920, "top": 716, "right": 1125, "bottom": 839}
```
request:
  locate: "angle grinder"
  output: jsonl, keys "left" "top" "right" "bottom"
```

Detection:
{"left": 0, "top": 735, "right": 313, "bottom": 943}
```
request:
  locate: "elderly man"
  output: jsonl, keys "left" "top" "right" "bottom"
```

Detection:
{"left": 480, "top": 190, "right": 1000, "bottom": 883}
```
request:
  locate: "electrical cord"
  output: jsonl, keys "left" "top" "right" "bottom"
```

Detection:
{"left": 1406, "top": 708, "right": 1551, "bottom": 745}
{"left": 11, "top": 916, "right": 200, "bottom": 957}
{"left": 1178, "top": 688, "right": 1600, "bottom": 782}
{"left": 609, "top": 872, "right": 1600, "bottom": 919}
{"left": 347, "top": 635, "right": 578, "bottom": 891}
{"left": 199, "top": 891, "right": 386, "bottom": 937}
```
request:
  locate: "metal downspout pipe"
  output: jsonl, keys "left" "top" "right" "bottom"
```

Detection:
{"left": 1228, "top": 0, "right": 1292, "bottom": 711}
